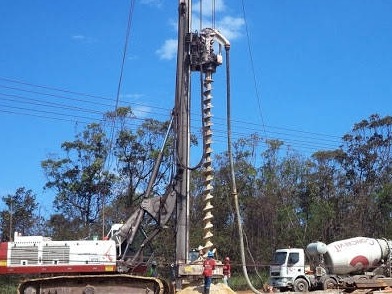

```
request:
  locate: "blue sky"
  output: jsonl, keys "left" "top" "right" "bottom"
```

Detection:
{"left": 1, "top": 0, "right": 392, "bottom": 214}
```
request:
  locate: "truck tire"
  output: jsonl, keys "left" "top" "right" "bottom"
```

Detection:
{"left": 294, "top": 278, "right": 309, "bottom": 292}
{"left": 323, "top": 277, "right": 337, "bottom": 290}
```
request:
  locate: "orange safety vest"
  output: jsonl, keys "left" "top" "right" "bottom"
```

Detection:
{"left": 203, "top": 258, "right": 216, "bottom": 277}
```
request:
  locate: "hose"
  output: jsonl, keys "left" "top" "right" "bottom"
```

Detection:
{"left": 225, "top": 46, "right": 262, "bottom": 294}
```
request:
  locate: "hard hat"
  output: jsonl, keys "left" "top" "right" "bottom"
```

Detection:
{"left": 207, "top": 251, "right": 214, "bottom": 258}
{"left": 224, "top": 257, "right": 230, "bottom": 262}
{"left": 152, "top": 261, "right": 157, "bottom": 266}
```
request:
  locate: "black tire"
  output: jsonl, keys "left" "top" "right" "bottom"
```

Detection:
{"left": 323, "top": 277, "right": 337, "bottom": 290}
{"left": 294, "top": 278, "right": 309, "bottom": 292}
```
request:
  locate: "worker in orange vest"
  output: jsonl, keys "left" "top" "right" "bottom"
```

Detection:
{"left": 202, "top": 251, "right": 216, "bottom": 294}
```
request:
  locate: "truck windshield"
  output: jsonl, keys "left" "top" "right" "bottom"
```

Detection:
{"left": 272, "top": 252, "right": 287, "bottom": 265}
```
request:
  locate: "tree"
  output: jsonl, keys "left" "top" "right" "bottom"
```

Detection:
{"left": 0, "top": 187, "right": 43, "bottom": 241}
{"left": 102, "top": 107, "right": 174, "bottom": 226}
{"left": 305, "top": 149, "right": 346, "bottom": 242}
{"left": 114, "top": 118, "right": 173, "bottom": 200}
{"left": 339, "top": 114, "right": 392, "bottom": 236}
{"left": 44, "top": 213, "right": 84, "bottom": 241}
{"left": 41, "top": 123, "right": 116, "bottom": 239}
{"left": 200, "top": 134, "right": 262, "bottom": 264}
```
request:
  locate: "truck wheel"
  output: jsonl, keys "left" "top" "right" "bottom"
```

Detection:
{"left": 294, "top": 278, "right": 309, "bottom": 292}
{"left": 323, "top": 277, "right": 337, "bottom": 290}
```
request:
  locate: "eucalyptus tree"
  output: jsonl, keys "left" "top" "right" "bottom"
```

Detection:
{"left": 41, "top": 123, "right": 116, "bottom": 239}
{"left": 0, "top": 187, "right": 43, "bottom": 240}
{"left": 265, "top": 144, "right": 312, "bottom": 250}
{"left": 300, "top": 114, "right": 392, "bottom": 241}
{"left": 306, "top": 149, "right": 346, "bottom": 243}
{"left": 103, "top": 107, "right": 174, "bottom": 223}
{"left": 338, "top": 114, "right": 392, "bottom": 237}
{"left": 96, "top": 106, "right": 179, "bottom": 264}
{"left": 373, "top": 183, "right": 392, "bottom": 236}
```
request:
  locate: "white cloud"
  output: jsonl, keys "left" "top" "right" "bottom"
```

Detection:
{"left": 132, "top": 105, "right": 152, "bottom": 118}
{"left": 216, "top": 16, "right": 245, "bottom": 40}
{"left": 190, "top": 16, "right": 244, "bottom": 41}
{"left": 72, "top": 35, "right": 86, "bottom": 41}
{"left": 122, "top": 93, "right": 145, "bottom": 100}
{"left": 192, "top": 0, "right": 226, "bottom": 17}
{"left": 71, "top": 34, "right": 96, "bottom": 44}
{"left": 191, "top": 0, "right": 244, "bottom": 41}
{"left": 156, "top": 39, "right": 177, "bottom": 60}
{"left": 156, "top": 0, "right": 244, "bottom": 61}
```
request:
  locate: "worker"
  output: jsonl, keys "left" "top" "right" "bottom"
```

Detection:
{"left": 222, "top": 256, "right": 231, "bottom": 286}
{"left": 197, "top": 245, "right": 205, "bottom": 261}
{"left": 147, "top": 260, "right": 158, "bottom": 277}
{"left": 202, "top": 250, "right": 216, "bottom": 294}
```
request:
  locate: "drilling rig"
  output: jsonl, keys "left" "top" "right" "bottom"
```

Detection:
{"left": 1, "top": 1, "right": 230, "bottom": 293}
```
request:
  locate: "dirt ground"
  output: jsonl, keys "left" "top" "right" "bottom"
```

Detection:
{"left": 178, "top": 285, "right": 353, "bottom": 294}
{"left": 231, "top": 290, "right": 344, "bottom": 294}
{"left": 177, "top": 283, "right": 266, "bottom": 293}
{"left": 178, "top": 283, "right": 237, "bottom": 293}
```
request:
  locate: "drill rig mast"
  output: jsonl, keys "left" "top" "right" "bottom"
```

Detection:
{"left": 174, "top": 0, "right": 230, "bottom": 288}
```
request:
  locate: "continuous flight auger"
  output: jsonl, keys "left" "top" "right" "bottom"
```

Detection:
{"left": 202, "top": 69, "right": 214, "bottom": 251}
{"left": 189, "top": 28, "right": 230, "bottom": 253}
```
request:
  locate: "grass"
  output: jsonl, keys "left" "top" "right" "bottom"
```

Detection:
{"left": 0, "top": 276, "right": 19, "bottom": 293}
{"left": 225, "top": 271, "right": 267, "bottom": 292}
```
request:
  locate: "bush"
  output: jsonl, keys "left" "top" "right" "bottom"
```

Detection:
{"left": 226, "top": 272, "right": 266, "bottom": 291}
{"left": 0, "top": 276, "right": 19, "bottom": 293}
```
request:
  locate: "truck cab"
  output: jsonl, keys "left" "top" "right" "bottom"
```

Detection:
{"left": 269, "top": 248, "right": 310, "bottom": 292}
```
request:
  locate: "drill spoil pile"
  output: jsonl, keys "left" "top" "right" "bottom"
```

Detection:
{"left": 178, "top": 283, "right": 236, "bottom": 294}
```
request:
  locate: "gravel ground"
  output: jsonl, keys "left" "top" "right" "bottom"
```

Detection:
{"left": 178, "top": 283, "right": 237, "bottom": 293}
{"left": 178, "top": 284, "right": 349, "bottom": 294}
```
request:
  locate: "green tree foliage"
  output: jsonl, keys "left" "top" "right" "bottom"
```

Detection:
{"left": 0, "top": 187, "right": 43, "bottom": 241}
{"left": 30, "top": 112, "right": 392, "bottom": 276}
{"left": 338, "top": 114, "right": 392, "bottom": 237}
{"left": 373, "top": 183, "right": 392, "bottom": 235}
{"left": 103, "top": 107, "right": 174, "bottom": 230}
{"left": 190, "top": 114, "right": 392, "bottom": 270}
{"left": 41, "top": 123, "right": 116, "bottom": 239}
{"left": 308, "top": 149, "right": 346, "bottom": 242}
{"left": 253, "top": 140, "right": 310, "bottom": 260}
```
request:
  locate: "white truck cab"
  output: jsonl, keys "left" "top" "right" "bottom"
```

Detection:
{"left": 269, "top": 248, "right": 310, "bottom": 292}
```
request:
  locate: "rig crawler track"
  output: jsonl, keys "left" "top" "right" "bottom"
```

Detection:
{"left": 18, "top": 274, "right": 172, "bottom": 294}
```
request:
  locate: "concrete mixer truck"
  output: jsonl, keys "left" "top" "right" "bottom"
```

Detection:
{"left": 269, "top": 237, "right": 392, "bottom": 292}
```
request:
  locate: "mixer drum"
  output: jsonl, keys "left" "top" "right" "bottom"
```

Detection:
{"left": 324, "top": 237, "right": 389, "bottom": 275}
